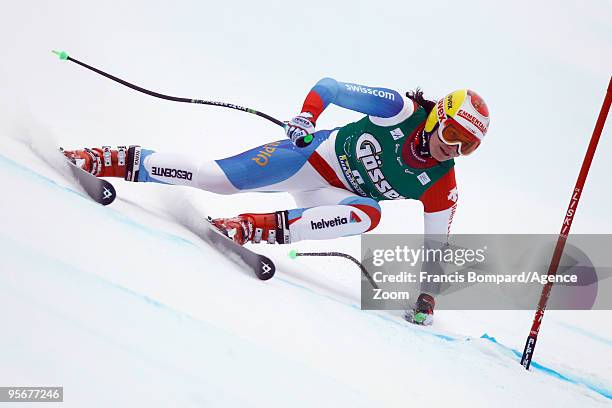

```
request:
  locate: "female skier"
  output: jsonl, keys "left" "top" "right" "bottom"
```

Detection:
{"left": 63, "top": 77, "right": 490, "bottom": 324}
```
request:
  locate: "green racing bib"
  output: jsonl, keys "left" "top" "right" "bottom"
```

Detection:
{"left": 334, "top": 107, "right": 454, "bottom": 201}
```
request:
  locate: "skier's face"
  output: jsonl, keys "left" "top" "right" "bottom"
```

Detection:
{"left": 429, "top": 128, "right": 460, "bottom": 161}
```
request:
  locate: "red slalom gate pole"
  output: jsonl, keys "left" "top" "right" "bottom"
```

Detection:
{"left": 520, "top": 76, "right": 612, "bottom": 370}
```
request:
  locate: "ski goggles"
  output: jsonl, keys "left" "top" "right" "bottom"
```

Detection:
{"left": 438, "top": 116, "right": 481, "bottom": 156}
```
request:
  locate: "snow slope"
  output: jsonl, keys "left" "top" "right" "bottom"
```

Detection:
{"left": 1, "top": 130, "right": 611, "bottom": 407}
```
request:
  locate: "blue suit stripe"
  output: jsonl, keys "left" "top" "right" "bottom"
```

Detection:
{"left": 310, "top": 78, "right": 405, "bottom": 119}
{"left": 311, "top": 77, "right": 340, "bottom": 108}
{"left": 137, "top": 149, "right": 169, "bottom": 184}
{"left": 339, "top": 196, "right": 381, "bottom": 212}
{"left": 216, "top": 130, "right": 334, "bottom": 191}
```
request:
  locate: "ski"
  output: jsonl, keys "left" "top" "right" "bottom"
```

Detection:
{"left": 203, "top": 217, "right": 276, "bottom": 280}
{"left": 65, "top": 160, "right": 117, "bottom": 206}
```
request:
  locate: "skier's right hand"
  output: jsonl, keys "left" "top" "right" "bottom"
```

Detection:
{"left": 286, "top": 112, "right": 315, "bottom": 147}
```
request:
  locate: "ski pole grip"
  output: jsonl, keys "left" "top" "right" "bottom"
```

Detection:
{"left": 294, "top": 134, "right": 314, "bottom": 148}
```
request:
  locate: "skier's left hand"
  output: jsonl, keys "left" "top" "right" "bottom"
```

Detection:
{"left": 286, "top": 112, "right": 315, "bottom": 147}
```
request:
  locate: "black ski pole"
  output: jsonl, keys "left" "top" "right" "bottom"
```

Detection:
{"left": 288, "top": 250, "right": 379, "bottom": 289}
{"left": 52, "top": 50, "right": 286, "bottom": 128}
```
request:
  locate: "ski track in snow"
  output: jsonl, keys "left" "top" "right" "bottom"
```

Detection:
{"left": 1, "top": 137, "right": 611, "bottom": 407}
{"left": 1, "top": 237, "right": 373, "bottom": 407}
{"left": 554, "top": 321, "right": 612, "bottom": 348}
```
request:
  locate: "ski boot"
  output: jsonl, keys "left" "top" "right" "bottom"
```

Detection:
{"left": 404, "top": 293, "right": 435, "bottom": 326}
{"left": 211, "top": 211, "right": 291, "bottom": 245}
{"left": 61, "top": 145, "right": 142, "bottom": 181}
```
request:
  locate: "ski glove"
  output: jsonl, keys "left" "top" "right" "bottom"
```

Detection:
{"left": 286, "top": 112, "right": 315, "bottom": 147}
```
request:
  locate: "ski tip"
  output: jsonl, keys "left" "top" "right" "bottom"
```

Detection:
{"left": 288, "top": 249, "right": 298, "bottom": 259}
{"left": 52, "top": 50, "right": 69, "bottom": 60}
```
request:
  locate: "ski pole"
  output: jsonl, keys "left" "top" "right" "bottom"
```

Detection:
{"left": 288, "top": 249, "right": 379, "bottom": 289}
{"left": 520, "top": 76, "right": 612, "bottom": 370}
{"left": 51, "top": 50, "right": 286, "bottom": 128}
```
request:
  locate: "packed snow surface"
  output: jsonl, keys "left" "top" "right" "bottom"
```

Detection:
{"left": 1, "top": 132, "right": 610, "bottom": 407}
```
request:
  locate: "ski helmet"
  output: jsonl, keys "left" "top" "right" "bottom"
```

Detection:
{"left": 424, "top": 89, "right": 490, "bottom": 155}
